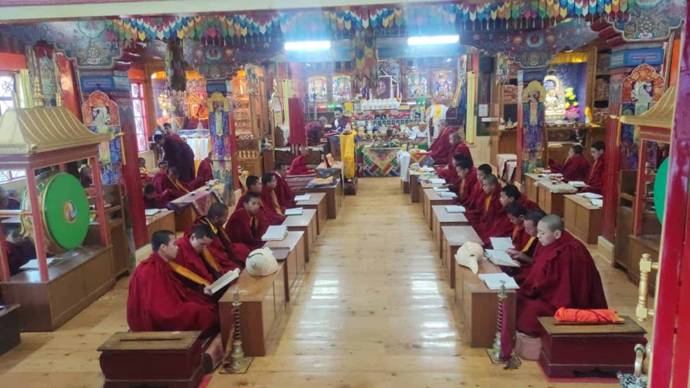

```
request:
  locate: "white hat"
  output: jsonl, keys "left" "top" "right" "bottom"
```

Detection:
{"left": 455, "top": 241, "right": 484, "bottom": 274}
{"left": 246, "top": 248, "right": 279, "bottom": 277}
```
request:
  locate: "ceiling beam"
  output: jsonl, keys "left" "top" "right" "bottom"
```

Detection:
{"left": 0, "top": 0, "right": 442, "bottom": 22}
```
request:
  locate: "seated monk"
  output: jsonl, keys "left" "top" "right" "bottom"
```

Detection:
{"left": 583, "top": 140, "right": 606, "bottom": 194}
{"left": 516, "top": 215, "right": 608, "bottom": 337}
{"left": 225, "top": 192, "right": 266, "bottom": 250}
{"left": 158, "top": 167, "right": 190, "bottom": 203}
{"left": 455, "top": 156, "right": 477, "bottom": 205}
{"left": 3, "top": 230, "right": 36, "bottom": 276}
{"left": 427, "top": 126, "right": 454, "bottom": 165}
{"left": 238, "top": 175, "right": 271, "bottom": 227}
{"left": 508, "top": 210, "right": 545, "bottom": 284}
{"left": 0, "top": 187, "right": 20, "bottom": 210}
{"left": 260, "top": 173, "right": 287, "bottom": 225}
{"left": 152, "top": 161, "right": 169, "bottom": 194}
{"left": 551, "top": 144, "right": 590, "bottom": 183}
{"left": 173, "top": 225, "right": 223, "bottom": 286}
{"left": 188, "top": 202, "right": 249, "bottom": 270}
{"left": 143, "top": 183, "right": 167, "bottom": 209}
{"left": 193, "top": 152, "right": 214, "bottom": 189}
{"left": 472, "top": 174, "right": 505, "bottom": 238}
{"left": 500, "top": 184, "right": 540, "bottom": 212}
{"left": 138, "top": 157, "right": 151, "bottom": 185}
{"left": 288, "top": 147, "right": 314, "bottom": 176}
{"left": 274, "top": 163, "right": 297, "bottom": 208}
{"left": 127, "top": 230, "right": 218, "bottom": 334}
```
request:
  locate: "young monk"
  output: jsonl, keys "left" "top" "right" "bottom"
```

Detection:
{"left": 471, "top": 174, "right": 505, "bottom": 237}
{"left": 173, "top": 224, "right": 221, "bottom": 286}
{"left": 225, "top": 192, "right": 266, "bottom": 250}
{"left": 261, "top": 173, "right": 287, "bottom": 225}
{"left": 274, "top": 163, "right": 296, "bottom": 208}
{"left": 139, "top": 157, "right": 151, "bottom": 185}
{"left": 508, "top": 210, "right": 545, "bottom": 283}
{"left": 127, "top": 230, "right": 218, "bottom": 334}
{"left": 152, "top": 161, "right": 169, "bottom": 194}
{"left": 143, "top": 183, "right": 166, "bottom": 209}
{"left": 584, "top": 140, "right": 606, "bottom": 194}
{"left": 437, "top": 132, "right": 472, "bottom": 185}
{"left": 455, "top": 156, "right": 477, "bottom": 206}
{"left": 552, "top": 144, "right": 590, "bottom": 182}
{"left": 188, "top": 202, "right": 249, "bottom": 270}
{"left": 288, "top": 147, "right": 314, "bottom": 175}
{"left": 157, "top": 167, "right": 189, "bottom": 203}
{"left": 193, "top": 152, "right": 213, "bottom": 189}
{"left": 516, "top": 214, "right": 608, "bottom": 337}
{"left": 500, "top": 184, "right": 540, "bottom": 212}
{"left": 504, "top": 203, "right": 539, "bottom": 258}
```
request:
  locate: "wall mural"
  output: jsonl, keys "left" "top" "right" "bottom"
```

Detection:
{"left": 81, "top": 90, "right": 122, "bottom": 184}
{"left": 207, "top": 92, "right": 234, "bottom": 193}
{"left": 521, "top": 72, "right": 546, "bottom": 173}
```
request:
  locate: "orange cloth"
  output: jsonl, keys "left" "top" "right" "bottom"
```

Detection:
{"left": 554, "top": 307, "right": 622, "bottom": 324}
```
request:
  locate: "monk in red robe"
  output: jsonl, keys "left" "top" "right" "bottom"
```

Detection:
{"left": 500, "top": 184, "right": 540, "bottom": 212}
{"left": 583, "top": 140, "right": 606, "bottom": 194}
{"left": 472, "top": 174, "right": 506, "bottom": 239}
{"left": 127, "top": 230, "right": 218, "bottom": 334}
{"left": 139, "top": 157, "right": 152, "bottom": 185}
{"left": 428, "top": 126, "right": 455, "bottom": 165}
{"left": 274, "top": 163, "right": 296, "bottom": 208}
{"left": 288, "top": 147, "right": 314, "bottom": 176}
{"left": 155, "top": 125, "right": 196, "bottom": 183}
{"left": 437, "top": 132, "right": 471, "bottom": 185}
{"left": 455, "top": 156, "right": 477, "bottom": 206}
{"left": 152, "top": 161, "right": 169, "bottom": 194}
{"left": 187, "top": 202, "right": 249, "bottom": 270}
{"left": 225, "top": 192, "right": 266, "bottom": 250}
{"left": 516, "top": 215, "right": 608, "bottom": 336}
{"left": 261, "top": 173, "right": 287, "bottom": 225}
{"left": 0, "top": 187, "right": 20, "bottom": 210}
{"left": 193, "top": 152, "right": 213, "bottom": 189}
{"left": 552, "top": 144, "right": 590, "bottom": 183}
{"left": 173, "top": 225, "right": 220, "bottom": 285}
{"left": 143, "top": 183, "right": 167, "bottom": 209}
{"left": 508, "top": 210, "right": 545, "bottom": 284}
{"left": 156, "top": 167, "right": 190, "bottom": 203}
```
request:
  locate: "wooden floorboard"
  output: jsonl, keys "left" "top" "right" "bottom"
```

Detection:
{"left": 0, "top": 178, "right": 651, "bottom": 387}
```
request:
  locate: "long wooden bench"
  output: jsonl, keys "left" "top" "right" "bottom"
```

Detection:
{"left": 454, "top": 260, "right": 516, "bottom": 348}
{"left": 282, "top": 209, "right": 318, "bottom": 262}
{"left": 266, "top": 231, "right": 306, "bottom": 301}
{"left": 295, "top": 192, "right": 327, "bottom": 235}
{"left": 431, "top": 206, "right": 469, "bottom": 255}
{"left": 219, "top": 263, "right": 288, "bottom": 356}
{"left": 423, "top": 189, "right": 455, "bottom": 228}
{"left": 440, "top": 225, "right": 482, "bottom": 289}
{"left": 563, "top": 194, "right": 602, "bottom": 244}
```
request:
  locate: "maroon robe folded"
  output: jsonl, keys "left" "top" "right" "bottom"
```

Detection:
{"left": 288, "top": 155, "right": 313, "bottom": 175}
{"left": 560, "top": 154, "right": 590, "bottom": 182}
{"left": 193, "top": 157, "right": 213, "bottom": 189}
{"left": 225, "top": 206, "right": 266, "bottom": 250}
{"left": 516, "top": 231, "right": 608, "bottom": 336}
{"left": 186, "top": 217, "right": 247, "bottom": 270}
{"left": 261, "top": 186, "right": 287, "bottom": 225}
{"left": 275, "top": 173, "right": 296, "bottom": 208}
{"left": 428, "top": 127, "right": 454, "bottom": 165}
{"left": 585, "top": 158, "right": 605, "bottom": 194}
{"left": 127, "top": 252, "right": 218, "bottom": 333}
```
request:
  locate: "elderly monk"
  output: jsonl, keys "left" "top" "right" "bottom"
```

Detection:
{"left": 584, "top": 140, "right": 606, "bottom": 194}
{"left": 516, "top": 215, "right": 607, "bottom": 337}
{"left": 127, "top": 230, "right": 218, "bottom": 334}
{"left": 225, "top": 192, "right": 266, "bottom": 250}
{"left": 274, "top": 163, "right": 297, "bottom": 208}
{"left": 288, "top": 147, "right": 314, "bottom": 176}
{"left": 188, "top": 202, "right": 249, "bottom": 270}
{"left": 552, "top": 144, "right": 590, "bottom": 183}
{"left": 261, "top": 173, "right": 287, "bottom": 225}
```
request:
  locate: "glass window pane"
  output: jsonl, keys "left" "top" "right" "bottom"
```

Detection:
{"left": 130, "top": 83, "right": 139, "bottom": 98}
{"left": 0, "top": 75, "right": 14, "bottom": 98}
{"left": 132, "top": 99, "right": 143, "bottom": 117}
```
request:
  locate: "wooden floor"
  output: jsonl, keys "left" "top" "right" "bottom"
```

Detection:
{"left": 0, "top": 178, "right": 651, "bottom": 387}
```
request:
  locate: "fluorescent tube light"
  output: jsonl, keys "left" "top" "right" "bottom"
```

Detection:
{"left": 407, "top": 35, "right": 460, "bottom": 46}
{"left": 284, "top": 40, "right": 331, "bottom": 52}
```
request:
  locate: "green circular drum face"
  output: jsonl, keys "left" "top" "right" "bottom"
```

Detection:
{"left": 42, "top": 172, "right": 91, "bottom": 250}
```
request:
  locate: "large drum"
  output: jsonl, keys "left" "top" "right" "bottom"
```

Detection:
{"left": 20, "top": 172, "right": 91, "bottom": 251}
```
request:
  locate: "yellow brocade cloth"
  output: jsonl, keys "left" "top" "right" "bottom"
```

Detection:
{"left": 340, "top": 131, "right": 356, "bottom": 179}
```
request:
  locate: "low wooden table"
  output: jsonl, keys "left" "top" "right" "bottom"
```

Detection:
{"left": 169, "top": 187, "right": 221, "bottom": 232}
{"left": 266, "top": 231, "right": 306, "bottom": 301}
{"left": 563, "top": 194, "right": 602, "bottom": 244}
{"left": 145, "top": 209, "right": 176, "bottom": 241}
{"left": 423, "top": 189, "right": 456, "bottom": 229}
{"left": 282, "top": 209, "right": 317, "bottom": 262}
{"left": 538, "top": 316, "right": 646, "bottom": 377}
{"left": 454, "top": 260, "right": 516, "bottom": 347}
{"left": 431, "top": 206, "right": 469, "bottom": 255}
{"left": 536, "top": 181, "right": 577, "bottom": 217}
{"left": 441, "top": 225, "right": 482, "bottom": 289}
{"left": 219, "top": 265, "right": 287, "bottom": 356}
{"left": 307, "top": 180, "right": 342, "bottom": 219}
{"left": 524, "top": 173, "right": 542, "bottom": 204}
{"left": 296, "top": 192, "right": 327, "bottom": 235}
{"left": 0, "top": 304, "right": 20, "bottom": 355}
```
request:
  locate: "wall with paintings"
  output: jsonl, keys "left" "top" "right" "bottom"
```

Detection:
{"left": 520, "top": 70, "right": 547, "bottom": 173}
{"left": 81, "top": 89, "right": 123, "bottom": 184}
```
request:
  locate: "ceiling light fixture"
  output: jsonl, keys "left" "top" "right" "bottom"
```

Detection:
{"left": 407, "top": 34, "right": 460, "bottom": 46}
{"left": 284, "top": 40, "right": 332, "bottom": 52}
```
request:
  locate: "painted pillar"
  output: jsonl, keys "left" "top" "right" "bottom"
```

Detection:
{"left": 207, "top": 79, "right": 238, "bottom": 203}
{"left": 79, "top": 70, "right": 148, "bottom": 248}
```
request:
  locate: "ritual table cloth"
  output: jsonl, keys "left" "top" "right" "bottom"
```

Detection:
{"left": 358, "top": 145, "right": 401, "bottom": 177}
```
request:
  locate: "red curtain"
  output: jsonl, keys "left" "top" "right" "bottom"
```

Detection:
{"left": 288, "top": 97, "right": 306, "bottom": 147}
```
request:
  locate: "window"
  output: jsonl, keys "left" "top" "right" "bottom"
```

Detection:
{"left": 130, "top": 82, "right": 148, "bottom": 152}
{"left": 0, "top": 73, "right": 15, "bottom": 115}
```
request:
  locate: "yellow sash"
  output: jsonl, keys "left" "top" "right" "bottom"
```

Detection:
{"left": 198, "top": 218, "right": 222, "bottom": 273}
{"left": 169, "top": 177, "right": 190, "bottom": 194}
{"left": 521, "top": 237, "right": 536, "bottom": 253}
{"left": 168, "top": 260, "right": 210, "bottom": 287}
{"left": 484, "top": 195, "right": 491, "bottom": 213}
{"left": 589, "top": 160, "right": 599, "bottom": 181}
{"left": 271, "top": 191, "right": 284, "bottom": 216}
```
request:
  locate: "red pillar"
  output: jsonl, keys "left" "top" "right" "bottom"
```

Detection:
{"left": 600, "top": 116, "right": 620, "bottom": 241}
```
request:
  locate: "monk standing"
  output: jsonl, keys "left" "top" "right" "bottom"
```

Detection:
{"left": 155, "top": 124, "right": 196, "bottom": 183}
{"left": 274, "top": 163, "right": 297, "bottom": 208}
{"left": 127, "top": 230, "right": 218, "bottom": 334}
{"left": 428, "top": 126, "right": 454, "bottom": 165}
{"left": 516, "top": 215, "right": 607, "bottom": 337}
{"left": 189, "top": 202, "right": 249, "bottom": 270}
{"left": 261, "top": 173, "right": 287, "bottom": 225}
{"left": 584, "top": 140, "right": 606, "bottom": 194}
{"left": 225, "top": 192, "right": 266, "bottom": 250}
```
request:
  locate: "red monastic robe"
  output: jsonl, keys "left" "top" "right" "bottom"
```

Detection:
{"left": 193, "top": 157, "right": 213, "bottom": 189}
{"left": 187, "top": 217, "right": 248, "bottom": 270}
{"left": 287, "top": 155, "right": 313, "bottom": 175}
{"left": 457, "top": 169, "right": 479, "bottom": 207}
{"left": 560, "top": 154, "right": 590, "bottom": 182}
{"left": 225, "top": 206, "right": 266, "bottom": 250}
{"left": 173, "top": 237, "right": 218, "bottom": 283}
{"left": 472, "top": 189, "right": 505, "bottom": 239}
{"left": 428, "top": 127, "right": 454, "bottom": 165}
{"left": 156, "top": 176, "right": 190, "bottom": 203}
{"left": 274, "top": 173, "right": 296, "bottom": 208}
{"left": 127, "top": 252, "right": 218, "bottom": 333}
{"left": 152, "top": 171, "right": 168, "bottom": 194}
{"left": 261, "top": 186, "right": 287, "bottom": 225}
{"left": 518, "top": 197, "right": 541, "bottom": 212}
{"left": 435, "top": 142, "right": 472, "bottom": 186}
{"left": 144, "top": 194, "right": 167, "bottom": 209}
{"left": 585, "top": 158, "right": 605, "bottom": 194}
{"left": 516, "top": 231, "right": 608, "bottom": 336}
{"left": 162, "top": 134, "right": 196, "bottom": 183}
{"left": 511, "top": 225, "right": 537, "bottom": 255}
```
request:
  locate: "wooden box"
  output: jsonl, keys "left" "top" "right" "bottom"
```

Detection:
{"left": 423, "top": 189, "right": 455, "bottom": 228}
{"left": 307, "top": 180, "right": 342, "bottom": 219}
{"left": 296, "top": 192, "right": 327, "bottom": 235}
{"left": 0, "top": 304, "right": 20, "bottom": 355}
{"left": 409, "top": 173, "right": 421, "bottom": 203}
{"left": 538, "top": 316, "right": 646, "bottom": 377}
{"left": 98, "top": 331, "right": 204, "bottom": 388}
{"left": 266, "top": 231, "right": 306, "bottom": 301}
{"left": 146, "top": 209, "right": 176, "bottom": 241}
{"left": 442, "top": 225, "right": 482, "bottom": 289}
{"left": 563, "top": 194, "right": 602, "bottom": 244}
{"left": 220, "top": 264, "right": 287, "bottom": 356}
{"left": 454, "top": 260, "right": 516, "bottom": 347}
{"left": 282, "top": 210, "right": 317, "bottom": 262}
{"left": 524, "top": 173, "right": 541, "bottom": 204}
{"left": 432, "top": 206, "right": 469, "bottom": 256}
{"left": 537, "top": 184, "right": 567, "bottom": 217}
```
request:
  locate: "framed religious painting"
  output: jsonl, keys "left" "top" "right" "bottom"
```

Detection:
{"left": 432, "top": 70, "right": 454, "bottom": 101}
{"left": 332, "top": 75, "right": 352, "bottom": 102}
{"left": 307, "top": 76, "right": 328, "bottom": 103}
{"left": 406, "top": 72, "right": 428, "bottom": 99}
{"left": 374, "top": 76, "right": 393, "bottom": 99}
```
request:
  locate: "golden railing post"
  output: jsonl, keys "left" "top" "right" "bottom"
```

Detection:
{"left": 636, "top": 253, "right": 659, "bottom": 322}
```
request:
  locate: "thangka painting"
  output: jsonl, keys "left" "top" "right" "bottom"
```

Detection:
{"left": 332, "top": 75, "right": 352, "bottom": 102}
{"left": 406, "top": 72, "right": 428, "bottom": 99}
{"left": 185, "top": 72, "right": 208, "bottom": 128}
{"left": 307, "top": 76, "right": 328, "bottom": 103}
{"left": 543, "top": 75, "right": 566, "bottom": 123}
{"left": 207, "top": 92, "right": 234, "bottom": 190}
{"left": 81, "top": 90, "right": 122, "bottom": 184}
{"left": 521, "top": 75, "right": 546, "bottom": 173}
{"left": 432, "top": 70, "right": 454, "bottom": 102}
{"left": 619, "top": 64, "right": 665, "bottom": 170}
